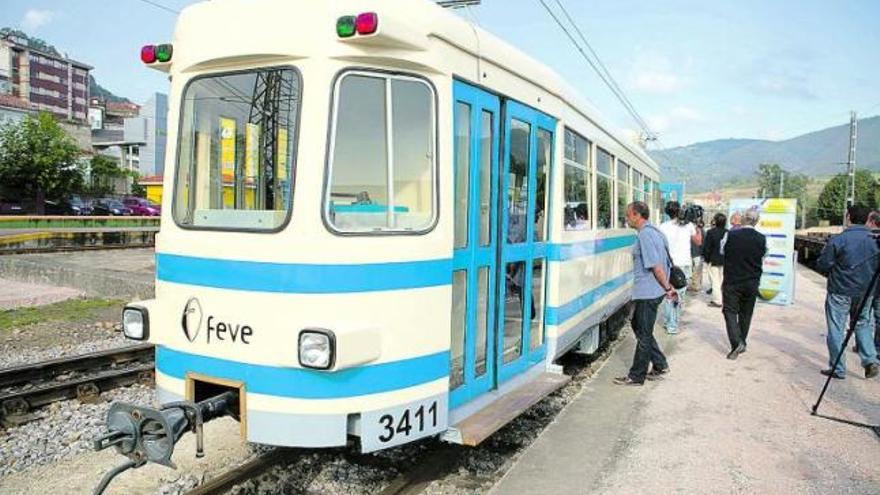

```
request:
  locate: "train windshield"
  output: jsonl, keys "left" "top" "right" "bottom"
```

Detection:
{"left": 173, "top": 67, "right": 300, "bottom": 231}
{"left": 325, "top": 72, "right": 436, "bottom": 233}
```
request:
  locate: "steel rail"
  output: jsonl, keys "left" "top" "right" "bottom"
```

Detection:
{"left": 0, "top": 343, "right": 154, "bottom": 389}
{"left": 184, "top": 449, "right": 310, "bottom": 495}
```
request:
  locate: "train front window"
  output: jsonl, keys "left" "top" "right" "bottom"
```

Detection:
{"left": 326, "top": 72, "right": 436, "bottom": 233}
{"left": 173, "top": 67, "right": 299, "bottom": 231}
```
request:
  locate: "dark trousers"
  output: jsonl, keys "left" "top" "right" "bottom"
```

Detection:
{"left": 722, "top": 283, "right": 758, "bottom": 350}
{"left": 628, "top": 296, "right": 668, "bottom": 383}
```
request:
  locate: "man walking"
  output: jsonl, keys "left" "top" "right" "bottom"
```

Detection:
{"left": 702, "top": 213, "right": 727, "bottom": 307}
{"left": 658, "top": 201, "right": 702, "bottom": 334}
{"left": 817, "top": 205, "right": 880, "bottom": 379}
{"left": 615, "top": 201, "right": 674, "bottom": 386}
{"left": 720, "top": 208, "right": 766, "bottom": 359}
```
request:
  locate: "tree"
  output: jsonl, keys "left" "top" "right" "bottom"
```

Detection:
{"left": 0, "top": 112, "right": 84, "bottom": 214}
{"left": 755, "top": 163, "right": 809, "bottom": 227}
{"left": 87, "top": 154, "right": 128, "bottom": 197}
{"left": 816, "top": 170, "right": 877, "bottom": 225}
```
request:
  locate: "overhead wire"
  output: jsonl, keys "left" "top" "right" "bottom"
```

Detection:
{"left": 549, "top": 0, "right": 652, "bottom": 137}
{"left": 534, "top": 0, "right": 654, "bottom": 141}
{"left": 134, "top": 0, "right": 180, "bottom": 14}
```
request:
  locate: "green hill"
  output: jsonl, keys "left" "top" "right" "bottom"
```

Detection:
{"left": 652, "top": 116, "right": 880, "bottom": 192}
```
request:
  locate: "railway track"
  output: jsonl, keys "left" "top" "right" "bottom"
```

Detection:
{"left": 0, "top": 343, "right": 155, "bottom": 427}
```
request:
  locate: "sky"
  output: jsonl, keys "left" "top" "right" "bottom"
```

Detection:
{"left": 2, "top": 0, "right": 879, "bottom": 148}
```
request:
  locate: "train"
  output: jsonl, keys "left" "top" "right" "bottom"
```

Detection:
{"left": 94, "top": 0, "right": 661, "bottom": 485}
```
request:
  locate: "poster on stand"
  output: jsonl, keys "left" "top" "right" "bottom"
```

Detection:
{"left": 728, "top": 198, "right": 797, "bottom": 306}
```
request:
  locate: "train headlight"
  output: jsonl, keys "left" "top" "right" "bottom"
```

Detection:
{"left": 122, "top": 307, "right": 149, "bottom": 341}
{"left": 299, "top": 330, "right": 335, "bottom": 370}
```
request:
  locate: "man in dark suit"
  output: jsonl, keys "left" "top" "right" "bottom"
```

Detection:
{"left": 720, "top": 207, "right": 766, "bottom": 359}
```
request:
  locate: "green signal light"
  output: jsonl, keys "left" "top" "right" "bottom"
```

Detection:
{"left": 156, "top": 44, "right": 173, "bottom": 63}
{"left": 337, "top": 16, "right": 356, "bottom": 38}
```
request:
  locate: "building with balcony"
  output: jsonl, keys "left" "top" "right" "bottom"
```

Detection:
{"left": 0, "top": 31, "right": 91, "bottom": 125}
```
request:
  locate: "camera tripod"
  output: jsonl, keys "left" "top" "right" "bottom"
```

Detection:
{"left": 811, "top": 240, "right": 880, "bottom": 440}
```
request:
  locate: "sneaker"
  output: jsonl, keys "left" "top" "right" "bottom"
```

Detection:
{"left": 865, "top": 363, "right": 879, "bottom": 379}
{"left": 820, "top": 369, "right": 846, "bottom": 380}
{"left": 726, "top": 343, "right": 745, "bottom": 360}
{"left": 613, "top": 376, "right": 644, "bottom": 386}
{"left": 708, "top": 301, "right": 722, "bottom": 308}
{"left": 646, "top": 367, "right": 669, "bottom": 381}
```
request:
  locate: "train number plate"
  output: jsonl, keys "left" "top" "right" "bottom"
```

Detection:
{"left": 360, "top": 394, "right": 448, "bottom": 452}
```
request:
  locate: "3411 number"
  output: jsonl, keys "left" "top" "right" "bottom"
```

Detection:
{"left": 377, "top": 401, "right": 438, "bottom": 443}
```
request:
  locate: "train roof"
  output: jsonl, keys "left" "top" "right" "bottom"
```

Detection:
{"left": 171, "top": 0, "right": 658, "bottom": 173}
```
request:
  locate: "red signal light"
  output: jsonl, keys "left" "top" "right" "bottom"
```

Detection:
{"left": 355, "top": 12, "right": 378, "bottom": 35}
{"left": 141, "top": 45, "right": 157, "bottom": 64}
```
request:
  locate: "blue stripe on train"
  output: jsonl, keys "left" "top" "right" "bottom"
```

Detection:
{"left": 157, "top": 235, "right": 636, "bottom": 293}
{"left": 156, "top": 346, "right": 450, "bottom": 399}
{"left": 545, "top": 271, "right": 633, "bottom": 325}
{"left": 548, "top": 234, "right": 636, "bottom": 261}
{"left": 157, "top": 254, "right": 453, "bottom": 293}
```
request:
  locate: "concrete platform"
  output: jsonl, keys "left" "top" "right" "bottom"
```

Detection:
{"left": 0, "top": 278, "right": 83, "bottom": 310}
{"left": 0, "top": 249, "right": 155, "bottom": 301}
{"left": 493, "top": 268, "right": 880, "bottom": 494}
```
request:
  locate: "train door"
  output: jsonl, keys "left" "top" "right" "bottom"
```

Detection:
{"left": 450, "top": 81, "right": 500, "bottom": 409}
{"left": 497, "top": 100, "right": 555, "bottom": 384}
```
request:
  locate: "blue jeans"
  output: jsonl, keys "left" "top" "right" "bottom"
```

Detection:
{"left": 663, "top": 265, "right": 692, "bottom": 334}
{"left": 874, "top": 294, "right": 880, "bottom": 354}
{"left": 825, "top": 293, "right": 879, "bottom": 375}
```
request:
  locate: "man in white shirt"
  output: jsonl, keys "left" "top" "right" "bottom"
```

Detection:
{"left": 658, "top": 201, "right": 703, "bottom": 334}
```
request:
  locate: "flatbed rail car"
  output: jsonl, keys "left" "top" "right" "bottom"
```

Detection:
{"left": 111, "top": 0, "right": 662, "bottom": 455}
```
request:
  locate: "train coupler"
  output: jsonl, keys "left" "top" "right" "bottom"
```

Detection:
{"left": 91, "top": 390, "right": 238, "bottom": 495}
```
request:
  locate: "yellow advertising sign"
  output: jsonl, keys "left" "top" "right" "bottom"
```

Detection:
{"left": 276, "top": 128, "right": 288, "bottom": 181}
{"left": 219, "top": 117, "right": 236, "bottom": 178}
{"left": 245, "top": 123, "right": 260, "bottom": 179}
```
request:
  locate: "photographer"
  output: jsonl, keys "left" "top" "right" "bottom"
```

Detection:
{"left": 658, "top": 201, "right": 703, "bottom": 334}
{"left": 816, "top": 204, "right": 880, "bottom": 379}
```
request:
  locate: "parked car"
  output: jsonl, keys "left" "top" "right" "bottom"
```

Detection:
{"left": 92, "top": 199, "right": 133, "bottom": 216}
{"left": 44, "top": 199, "right": 81, "bottom": 216}
{"left": 122, "top": 197, "right": 161, "bottom": 216}
{"left": 69, "top": 196, "right": 94, "bottom": 216}
{"left": 0, "top": 201, "right": 25, "bottom": 215}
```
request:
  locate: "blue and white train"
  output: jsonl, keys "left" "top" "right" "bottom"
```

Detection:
{"left": 104, "top": 0, "right": 662, "bottom": 469}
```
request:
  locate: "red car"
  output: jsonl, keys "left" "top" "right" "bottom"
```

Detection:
{"left": 122, "top": 197, "right": 161, "bottom": 216}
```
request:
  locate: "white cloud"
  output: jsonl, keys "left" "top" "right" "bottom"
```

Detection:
{"left": 646, "top": 106, "right": 704, "bottom": 139}
{"left": 633, "top": 71, "right": 682, "bottom": 94}
{"left": 670, "top": 106, "right": 703, "bottom": 121}
{"left": 21, "top": 10, "right": 56, "bottom": 31}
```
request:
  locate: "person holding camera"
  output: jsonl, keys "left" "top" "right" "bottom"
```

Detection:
{"left": 816, "top": 204, "right": 880, "bottom": 379}
{"left": 658, "top": 201, "right": 702, "bottom": 334}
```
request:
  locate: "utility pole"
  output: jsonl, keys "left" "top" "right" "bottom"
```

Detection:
{"left": 779, "top": 169, "right": 785, "bottom": 198}
{"left": 843, "top": 110, "right": 857, "bottom": 223}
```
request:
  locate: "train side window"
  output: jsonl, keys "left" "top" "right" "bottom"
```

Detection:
{"left": 616, "top": 161, "right": 630, "bottom": 228}
{"left": 173, "top": 67, "right": 299, "bottom": 231}
{"left": 326, "top": 72, "right": 436, "bottom": 234}
{"left": 563, "top": 128, "right": 590, "bottom": 231}
{"left": 595, "top": 147, "right": 613, "bottom": 229}
{"left": 632, "top": 170, "right": 643, "bottom": 204}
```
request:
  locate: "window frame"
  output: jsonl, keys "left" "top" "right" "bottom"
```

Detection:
{"left": 170, "top": 64, "right": 303, "bottom": 234}
{"left": 562, "top": 127, "right": 592, "bottom": 231}
{"left": 322, "top": 68, "right": 440, "bottom": 237}
{"left": 595, "top": 146, "right": 615, "bottom": 230}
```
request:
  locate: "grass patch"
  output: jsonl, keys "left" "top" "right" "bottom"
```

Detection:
{"left": 0, "top": 298, "right": 123, "bottom": 331}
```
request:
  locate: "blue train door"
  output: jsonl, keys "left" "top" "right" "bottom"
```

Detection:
{"left": 497, "top": 100, "right": 555, "bottom": 384}
{"left": 450, "top": 81, "right": 500, "bottom": 409}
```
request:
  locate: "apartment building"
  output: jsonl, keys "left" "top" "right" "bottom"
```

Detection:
{"left": 0, "top": 31, "right": 91, "bottom": 124}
